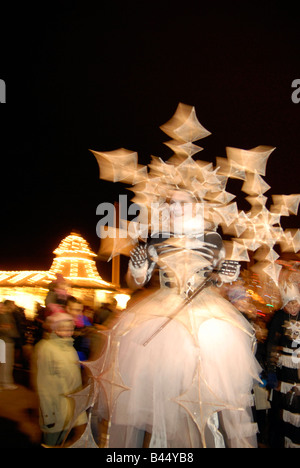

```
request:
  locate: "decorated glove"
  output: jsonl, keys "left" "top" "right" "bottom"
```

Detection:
{"left": 130, "top": 244, "right": 148, "bottom": 269}
{"left": 129, "top": 243, "right": 158, "bottom": 286}
{"left": 128, "top": 244, "right": 149, "bottom": 285}
{"left": 218, "top": 260, "right": 241, "bottom": 283}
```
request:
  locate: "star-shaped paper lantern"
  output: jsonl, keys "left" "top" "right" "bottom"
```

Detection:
{"left": 160, "top": 103, "right": 211, "bottom": 143}
{"left": 272, "top": 194, "right": 300, "bottom": 216}
{"left": 91, "top": 148, "right": 138, "bottom": 182}
{"left": 241, "top": 172, "right": 271, "bottom": 196}
{"left": 226, "top": 145, "right": 275, "bottom": 176}
{"left": 164, "top": 140, "right": 204, "bottom": 158}
{"left": 279, "top": 229, "right": 300, "bottom": 253}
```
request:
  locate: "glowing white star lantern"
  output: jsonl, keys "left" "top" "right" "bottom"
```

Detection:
{"left": 164, "top": 140, "right": 204, "bottom": 158}
{"left": 189, "top": 179, "right": 209, "bottom": 201}
{"left": 263, "top": 261, "right": 282, "bottom": 286}
{"left": 91, "top": 148, "right": 138, "bottom": 182}
{"left": 281, "top": 195, "right": 300, "bottom": 215}
{"left": 245, "top": 194, "right": 268, "bottom": 207}
{"left": 175, "top": 157, "right": 205, "bottom": 184}
{"left": 148, "top": 156, "right": 175, "bottom": 178}
{"left": 114, "top": 164, "right": 148, "bottom": 184}
{"left": 226, "top": 145, "right": 275, "bottom": 176}
{"left": 254, "top": 246, "right": 280, "bottom": 262}
{"left": 223, "top": 240, "right": 250, "bottom": 262}
{"left": 216, "top": 157, "right": 246, "bottom": 180}
{"left": 280, "top": 229, "right": 300, "bottom": 253}
{"left": 242, "top": 172, "right": 271, "bottom": 196}
{"left": 201, "top": 166, "right": 225, "bottom": 189}
{"left": 205, "top": 190, "right": 235, "bottom": 204}
{"left": 160, "top": 103, "right": 211, "bottom": 143}
{"left": 237, "top": 236, "right": 261, "bottom": 252}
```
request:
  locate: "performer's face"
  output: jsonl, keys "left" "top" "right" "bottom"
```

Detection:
{"left": 66, "top": 301, "right": 83, "bottom": 318}
{"left": 284, "top": 299, "right": 300, "bottom": 316}
{"left": 169, "top": 191, "right": 204, "bottom": 235}
{"left": 169, "top": 191, "right": 194, "bottom": 217}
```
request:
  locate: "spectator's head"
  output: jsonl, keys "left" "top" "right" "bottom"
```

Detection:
{"left": 66, "top": 296, "right": 83, "bottom": 318}
{"left": 46, "top": 313, "right": 75, "bottom": 338}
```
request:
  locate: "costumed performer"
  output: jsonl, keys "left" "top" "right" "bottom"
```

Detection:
{"left": 96, "top": 188, "right": 261, "bottom": 448}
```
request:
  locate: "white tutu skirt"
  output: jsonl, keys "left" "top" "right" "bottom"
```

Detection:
{"left": 97, "top": 286, "right": 261, "bottom": 448}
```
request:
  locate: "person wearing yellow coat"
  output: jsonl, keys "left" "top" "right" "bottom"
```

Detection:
{"left": 33, "top": 313, "right": 87, "bottom": 446}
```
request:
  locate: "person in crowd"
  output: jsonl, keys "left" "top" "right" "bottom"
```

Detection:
{"left": 93, "top": 301, "right": 120, "bottom": 330}
{"left": 93, "top": 302, "right": 112, "bottom": 329}
{"left": 33, "top": 302, "right": 47, "bottom": 344}
{"left": 266, "top": 281, "right": 300, "bottom": 448}
{"left": 65, "top": 296, "right": 92, "bottom": 361}
{"left": 44, "top": 303, "right": 66, "bottom": 320}
{"left": 11, "top": 303, "right": 27, "bottom": 366}
{"left": 0, "top": 301, "right": 20, "bottom": 390}
{"left": 45, "top": 274, "right": 69, "bottom": 307}
{"left": 83, "top": 305, "right": 94, "bottom": 325}
{"left": 33, "top": 312, "right": 87, "bottom": 447}
{"left": 226, "top": 283, "right": 270, "bottom": 446}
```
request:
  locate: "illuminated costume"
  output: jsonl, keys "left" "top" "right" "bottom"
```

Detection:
{"left": 66, "top": 103, "right": 299, "bottom": 449}
{"left": 96, "top": 223, "right": 261, "bottom": 448}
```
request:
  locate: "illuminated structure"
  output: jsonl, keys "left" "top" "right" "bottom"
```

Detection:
{"left": 49, "top": 232, "right": 111, "bottom": 288}
{"left": 0, "top": 232, "right": 126, "bottom": 318}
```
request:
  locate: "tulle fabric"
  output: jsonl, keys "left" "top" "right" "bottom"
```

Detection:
{"left": 99, "top": 286, "right": 261, "bottom": 448}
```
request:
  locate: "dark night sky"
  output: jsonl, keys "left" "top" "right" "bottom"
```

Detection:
{"left": 0, "top": 1, "right": 299, "bottom": 283}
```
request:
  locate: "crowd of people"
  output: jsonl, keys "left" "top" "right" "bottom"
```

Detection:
{"left": 0, "top": 265, "right": 300, "bottom": 448}
{"left": 0, "top": 274, "right": 119, "bottom": 446}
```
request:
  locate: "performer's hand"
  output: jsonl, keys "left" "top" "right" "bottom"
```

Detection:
{"left": 130, "top": 244, "right": 148, "bottom": 269}
{"left": 128, "top": 244, "right": 149, "bottom": 287}
{"left": 218, "top": 260, "right": 240, "bottom": 283}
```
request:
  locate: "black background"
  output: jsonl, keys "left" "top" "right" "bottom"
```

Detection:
{"left": 0, "top": 1, "right": 299, "bottom": 283}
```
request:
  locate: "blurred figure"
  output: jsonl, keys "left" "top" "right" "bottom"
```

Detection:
{"left": 12, "top": 304, "right": 27, "bottom": 367}
{"left": 44, "top": 303, "right": 66, "bottom": 320}
{"left": 227, "top": 284, "right": 270, "bottom": 447}
{"left": 227, "top": 284, "right": 257, "bottom": 322}
{"left": 45, "top": 274, "right": 69, "bottom": 307}
{"left": 12, "top": 305, "right": 27, "bottom": 346}
{"left": 0, "top": 301, "right": 20, "bottom": 390}
{"left": 93, "top": 302, "right": 115, "bottom": 330}
{"left": 83, "top": 305, "right": 94, "bottom": 325}
{"left": 65, "top": 297, "right": 92, "bottom": 361}
{"left": 33, "top": 313, "right": 87, "bottom": 447}
{"left": 33, "top": 302, "right": 47, "bottom": 344}
{"left": 266, "top": 282, "right": 300, "bottom": 448}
